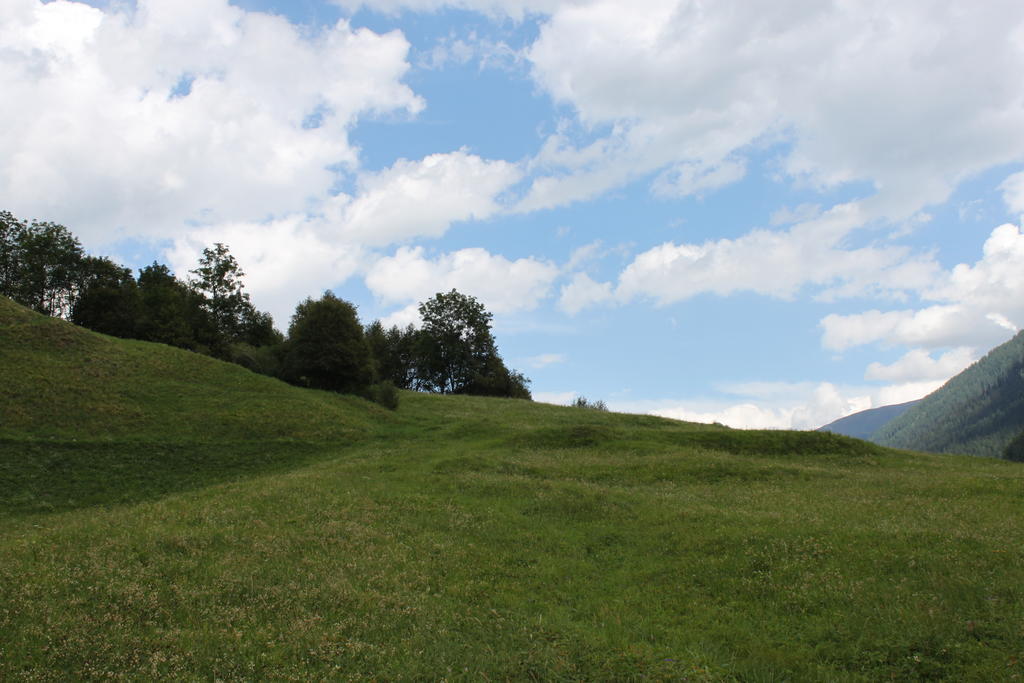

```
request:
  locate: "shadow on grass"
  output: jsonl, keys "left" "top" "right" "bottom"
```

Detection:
{"left": 669, "top": 429, "right": 887, "bottom": 457}
{"left": 0, "top": 439, "right": 345, "bottom": 516}
{"left": 508, "top": 423, "right": 885, "bottom": 458}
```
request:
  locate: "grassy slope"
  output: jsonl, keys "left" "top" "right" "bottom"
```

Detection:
{"left": 2, "top": 297, "right": 1024, "bottom": 680}
{"left": 0, "top": 295, "right": 392, "bottom": 511}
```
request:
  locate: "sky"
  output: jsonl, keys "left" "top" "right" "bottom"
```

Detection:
{"left": 4, "top": 0, "right": 1024, "bottom": 429}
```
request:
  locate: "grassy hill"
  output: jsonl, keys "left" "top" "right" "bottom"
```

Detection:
{"left": 3, "top": 297, "right": 1024, "bottom": 679}
{"left": 873, "top": 330, "right": 1024, "bottom": 458}
{"left": 0, "top": 294, "right": 392, "bottom": 512}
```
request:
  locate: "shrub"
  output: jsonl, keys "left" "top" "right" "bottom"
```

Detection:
{"left": 364, "top": 381, "right": 400, "bottom": 411}
{"left": 572, "top": 396, "right": 608, "bottom": 411}
{"left": 229, "top": 342, "right": 283, "bottom": 378}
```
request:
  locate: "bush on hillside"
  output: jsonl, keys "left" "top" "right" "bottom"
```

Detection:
{"left": 572, "top": 396, "right": 608, "bottom": 411}
{"left": 363, "top": 380, "right": 400, "bottom": 411}
{"left": 1004, "top": 430, "right": 1024, "bottom": 461}
{"left": 229, "top": 342, "right": 284, "bottom": 378}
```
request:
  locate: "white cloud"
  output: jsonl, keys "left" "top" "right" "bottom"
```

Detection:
{"left": 865, "top": 347, "right": 975, "bottom": 383}
{"left": 0, "top": 0, "right": 422, "bottom": 245}
{"left": 616, "top": 379, "right": 944, "bottom": 431}
{"left": 651, "top": 158, "right": 747, "bottom": 199}
{"left": 874, "top": 381, "right": 945, "bottom": 407}
{"left": 156, "top": 146, "right": 526, "bottom": 326}
{"left": 647, "top": 403, "right": 795, "bottom": 430}
{"left": 533, "top": 390, "right": 576, "bottom": 405}
{"left": 770, "top": 203, "right": 823, "bottom": 227}
{"left": 614, "top": 202, "right": 939, "bottom": 306}
{"left": 378, "top": 303, "right": 421, "bottom": 329}
{"left": 331, "top": 0, "right": 569, "bottom": 19}
{"left": 0, "top": 1, "right": 541, "bottom": 320}
{"left": 936, "top": 223, "right": 1024, "bottom": 309}
{"left": 520, "top": 0, "right": 1024, "bottom": 219}
{"left": 336, "top": 150, "right": 522, "bottom": 246}
{"left": 627, "top": 385, "right": 872, "bottom": 431}
{"left": 564, "top": 240, "right": 604, "bottom": 271}
{"left": 822, "top": 222, "right": 1024, "bottom": 352}
{"left": 166, "top": 215, "right": 366, "bottom": 328}
{"left": 987, "top": 312, "right": 1019, "bottom": 334}
{"left": 999, "top": 171, "right": 1024, "bottom": 216}
{"left": 558, "top": 272, "right": 613, "bottom": 314}
{"left": 418, "top": 31, "right": 523, "bottom": 72}
{"left": 365, "top": 245, "right": 559, "bottom": 314}
{"left": 523, "top": 353, "right": 565, "bottom": 369}
{"left": 821, "top": 307, "right": 969, "bottom": 353}
{"left": 516, "top": 0, "right": 1024, "bottom": 319}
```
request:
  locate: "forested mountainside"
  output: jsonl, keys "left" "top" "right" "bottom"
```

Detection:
{"left": 873, "top": 330, "right": 1024, "bottom": 458}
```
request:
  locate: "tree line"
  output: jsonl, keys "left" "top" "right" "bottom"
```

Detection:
{"left": 0, "top": 210, "right": 531, "bottom": 407}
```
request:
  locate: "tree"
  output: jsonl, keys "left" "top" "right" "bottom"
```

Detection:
{"left": 365, "top": 320, "right": 388, "bottom": 378}
{"left": 413, "top": 289, "right": 531, "bottom": 399}
{"left": 0, "top": 211, "right": 26, "bottom": 299}
{"left": 71, "top": 256, "right": 140, "bottom": 338}
{"left": 282, "top": 291, "right": 373, "bottom": 394}
{"left": 189, "top": 243, "right": 281, "bottom": 350}
{"left": 464, "top": 355, "right": 532, "bottom": 400}
{"left": 136, "top": 262, "right": 222, "bottom": 354}
{"left": 190, "top": 243, "right": 252, "bottom": 341}
{"left": 366, "top": 320, "right": 419, "bottom": 389}
{"left": 415, "top": 290, "right": 498, "bottom": 394}
{"left": 238, "top": 307, "right": 283, "bottom": 348}
{"left": 0, "top": 214, "right": 86, "bottom": 317}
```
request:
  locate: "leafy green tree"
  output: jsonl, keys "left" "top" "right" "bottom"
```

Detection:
{"left": 415, "top": 290, "right": 498, "bottom": 394}
{"left": 71, "top": 256, "right": 140, "bottom": 338}
{"left": 239, "top": 307, "right": 283, "bottom": 347}
{"left": 464, "top": 355, "right": 532, "bottom": 400}
{"left": 0, "top": 214, "right": 86, "bottom": 317}
{"left": 366, "top": 320, "right": 420, "bottom": 389}
{"left": 1004, "top": 430, "right": 1024, "bottom": 462}
{"left": 0, "top": 211, "right": 27, "bottom": 299}
{"left": 366, "top": 320, "right": 388, "bottom": 377}
{"left": 190, "top": 243, "right": 252, "bottom": 341}
{"left": 228, "top": 311, "right": 286, "bottom": 378}
{"left": 283, "top": 291, "right": 373, "bottom": 394}
{"left": 413, "top": 289, "right": 530, "bottom": 399}
{"left": 136, "top": 263, "right": 223, "bottom": 354}
{"left": 189, "top": 243, "right": 281, "bottom": 350}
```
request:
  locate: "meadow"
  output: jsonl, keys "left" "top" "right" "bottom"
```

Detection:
{"left": 2, "top": 297, "right": 1023, "bottom": 680}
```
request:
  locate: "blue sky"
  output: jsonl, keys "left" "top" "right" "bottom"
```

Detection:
{"left": 6, "top": 0, "right": 1024, "bottom": 428}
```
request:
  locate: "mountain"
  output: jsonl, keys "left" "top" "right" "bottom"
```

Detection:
{"left": 817, "top": 400, "right": 920, "bottom": 439}
{"left": 872, "top": 329, "right": 1024, "bottom": 458}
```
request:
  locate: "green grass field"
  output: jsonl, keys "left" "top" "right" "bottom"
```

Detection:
{"left": 2, "top": 296, "right": 1024, "bottom": 680}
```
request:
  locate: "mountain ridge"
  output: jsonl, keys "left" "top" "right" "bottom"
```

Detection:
{"left": 818, "top": 399, "right": 920, "bottom": 439}
{"left": 872, "top": 330, "right": 1024, "bottom": 458}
